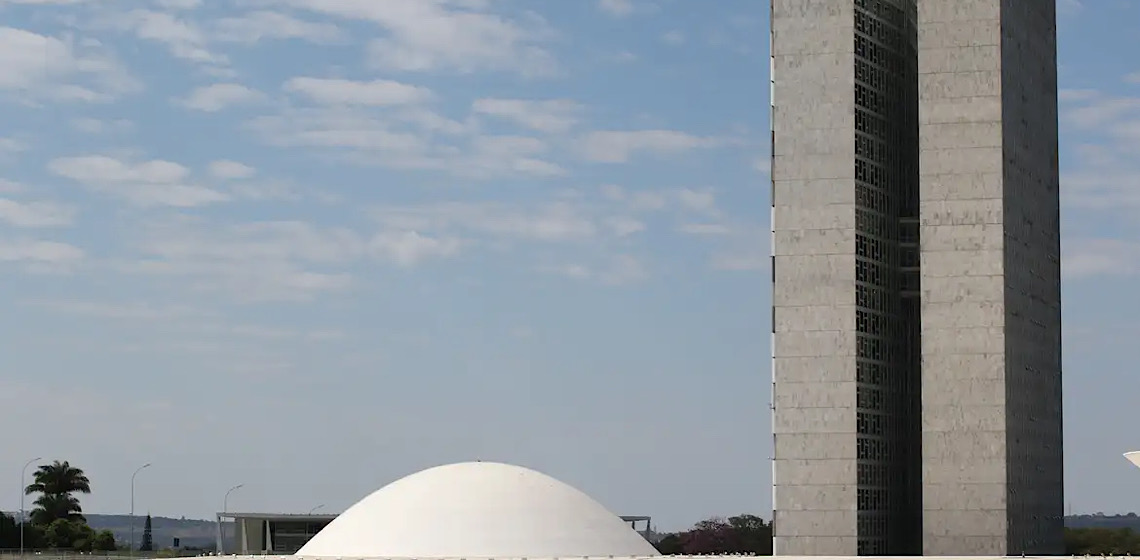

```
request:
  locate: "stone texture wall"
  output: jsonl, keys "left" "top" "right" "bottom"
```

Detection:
{"left": 916, "top": 0, "right": 1062, "bottom": 554}
{"left": 917, "top": 0, "right": 1009, "bottom": 554}
{"left": 997, "top": 0, "right": 1064, "bottom": 553}
{"left": 770, "top": 0, "right": 859, "bottom": 555}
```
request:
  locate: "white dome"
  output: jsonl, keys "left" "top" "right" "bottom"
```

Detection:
{"left": 1126, "top": 451, "right": 1140, "bottom": 469}
{"left": 297, "top": 461, "right": 658, "bottom": 559}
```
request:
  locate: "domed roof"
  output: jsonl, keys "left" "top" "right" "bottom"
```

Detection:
{"left": 296, "top": 461, "right": 658, "bottom": 559}
{"left": 1126, "top": 451, "right": 1140, "bottom": 469}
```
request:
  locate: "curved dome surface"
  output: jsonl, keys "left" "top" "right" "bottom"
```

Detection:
{"left": 297, "top": 461, "right": 657, "bottom": 559}
{"left": 1126, "top": 451, "right": 1140, "bottom": 469}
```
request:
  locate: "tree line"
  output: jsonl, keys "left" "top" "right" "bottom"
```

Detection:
{"left": 1065, "top": 527, "right": 1140, "bottom": 555}
{"left": 0, "top": 460, "right": 118, "bottom": 551}
{"left": 653, "top": 515, "right": 773, "bottom": 555}
{"left": 651, "top": 515, "right": 1140, "bottom": 556}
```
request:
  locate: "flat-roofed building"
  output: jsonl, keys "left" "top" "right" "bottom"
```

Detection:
{"left": 216, "top": 513, "right": 335, "bottom": 554}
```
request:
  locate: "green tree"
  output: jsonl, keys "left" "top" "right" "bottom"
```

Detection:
{"left": 140, "top": 514, "right": 154, "bottom": 552}
{"left": 654, "top": 532, "right": 683, "bottom": 555}
{"left": 0, "top": 512, "right": 17, "bottom": 549}
{"left": 1065, "top": 527, "right": 1140, "bottom": 555}
{"left": 71, "top": 523, "right": 97, "bottom": 552}
{"left": 0, "top": 507, "right": 49, "bottom": 549}
{"left": 44, "top": 519, "right": 79, "bottom": 549}
{"left": 725, "top": 514, "right": 773, "bottom": 554}
{"left": 40, "top": 518, "right": 100, "bottom": 551}
{"left": 92, "top": 530, "right": 117, "bottom": 552}
{"left": 653, "top": 514, "right": 773, "bottom": 556}
{"left": 24, "top": 460, "right": 92, "bottom": 525}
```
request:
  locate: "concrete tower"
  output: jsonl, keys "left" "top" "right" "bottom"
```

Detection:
{"left": 770, "top": 0, "right": 1062, "bottom": 555}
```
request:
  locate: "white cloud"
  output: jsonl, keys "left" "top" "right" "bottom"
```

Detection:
{"left": 1060, "top": 87, "right": 1140, "bottom": 218}
{"left": 360, "top": 188, "right": 752, "bottom": 279}
{"left": 599, "top": 184, "right": 668, "bottom": 211}
{"left": 753, "top": 154, "right": 771, "bottom": 174}
{"left": 604, "top": 184, "right": 722, "bottom": 216}
{"left": 179, "top": 83, "right": 263, "bottom": 112}
{"left": 680, "top": 223, "right": 730, "bottom": 235}
{"left": 1059, "top": 88, "right": 1099, "bottom": 102}
{"left": 0, "top": 198, "right": 75, "bottom": 227}
{"left": 248, "top": 108, "right": 431, "bottom": 156}
{"left": 1064, "top": 239, "right": 1140, "bottom": 278}
{"left": 662, "top": 30, "right": 686, "bottom": 45}
{"left": 142, "top": 220, "right": 366, "bottom": 263}
{"left": 25, "top": 299, "right": 216, "bottom": 321}
{"left": 712, "top": 252, "right": 768, "bottom": 271}
{"left": 580, "top": 130, "right": 723, "bottom": 163}
{"left": 120, "top": 222, "right": 357, "bottom": 302}
{"left": 461, "top": 135, "right": 565, "bottom": 178}
{"left": 114, "top": 218, "right": 462, "bottom": 301}
{"left": 541, "top": 254, "right": 647, "bottom": 286}
{"left": 213, "top": 11, "right": 345, "bottom": 44}
{"left": 0, "top": 137, "right": 25, "bottom": 153}
{"left": 208, "top": 160, "right": 257, "bottom": 180}
{"left": 108, "top": 9, "right": 228, "bottom": 71}
{"left": 1064, "top": 96, "right": 1140, "bottom": 128}
{"left": 225, "top": 180, "right": 317, "bottom": 202}
{"left": 371, "top": 201, "right": 599, "bottom": 243}
{"left": 0, "top": 179, "right": 24, "bottom": 193}
{"left": 48, "top": 155, "right": 229, "bottom": 207}
{"left": 246, "top": 107, "right": 563, "bottom": 179}
{"left": 1064, "top": 165, "right": 1140, "bottom": 212}
{"left": 122, "top": 257, "right": 353, "bottom": 302}
{"left": 370, "top": 231, "right": 461, "bottom": 266}
{"left": 597, "top": 0, "right": 634, "bottom": 17}
{"left": 605, "top": 216, "right": 645, "bottom": 237}
{"left": 284, "top": 77, "right": 433, "bottom": 106}
{"left": 0, "top": 238, "right": 84, "bottom": 271}
{"left": 0, "top": 0, "right": 92, "bottom": 4}
{"left": 471, "top": 98, "right": 581, "bottom": 133}
{"left": 275, "top": 0, "right": 558, "bottom": 76}
{"left": 676, "top": 188, "right": 719, "bottom": 215}
{"left": 155, "top": 0, "right": 202, "bottom": 9}
{"left": 608, "top": 51, "right": 638, "bottom": 64}
{"left": 71, "top": 117, "right": 133, "bottom": 134}
{"left": 0, "top": 26, "right": 139, "bottom": 102}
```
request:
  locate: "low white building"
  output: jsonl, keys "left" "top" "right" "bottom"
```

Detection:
{"left": 216, "top": 512, "right": 336, "bottom": 554}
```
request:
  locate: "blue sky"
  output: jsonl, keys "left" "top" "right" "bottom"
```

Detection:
{"left": 0, "top": 0, "right": 1137, "bottom": 531}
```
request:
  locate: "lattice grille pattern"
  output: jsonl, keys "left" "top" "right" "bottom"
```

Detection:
{"left": 852, "top": 0, "right": 922, "bottom": 555}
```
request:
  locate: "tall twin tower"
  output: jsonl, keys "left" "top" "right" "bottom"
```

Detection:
{"left": 770, "top": 0, "right": 1062, "bottom": 556}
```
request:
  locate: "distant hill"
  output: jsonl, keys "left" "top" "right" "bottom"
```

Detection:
{"left": 1067, "top": 513, "right": 1140, "bottom": 531}
{"left": 85, "top": 514, "right": 228, "bottom": 550}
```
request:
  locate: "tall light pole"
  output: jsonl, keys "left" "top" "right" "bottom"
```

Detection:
{"left": 20, "top": 457, "right": 41, "bottom": 557}
{"left": 220, "top": 484, "right": 244, "bottom": 555}
{"left": 130, "top": 463, "right": 151, "bottom": 558}
{"left": 308, "top": 504, "right": 324, "bottom": 514}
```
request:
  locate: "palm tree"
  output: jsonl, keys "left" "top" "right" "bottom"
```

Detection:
{"left": 24, "top": 460, "right": 92, "bottom": 525}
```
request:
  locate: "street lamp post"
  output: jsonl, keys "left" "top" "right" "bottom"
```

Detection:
{"left": 308, "top": 504, "right": 325, "bottom": 514}
{"left": 130, "top": 463, "right": 152, "bottom": 558}
{"left": 220, "top": 484, "right": 244, "bottom": 555}
{"left": 20, "top": 457, "right": 42, "bottom": 557}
